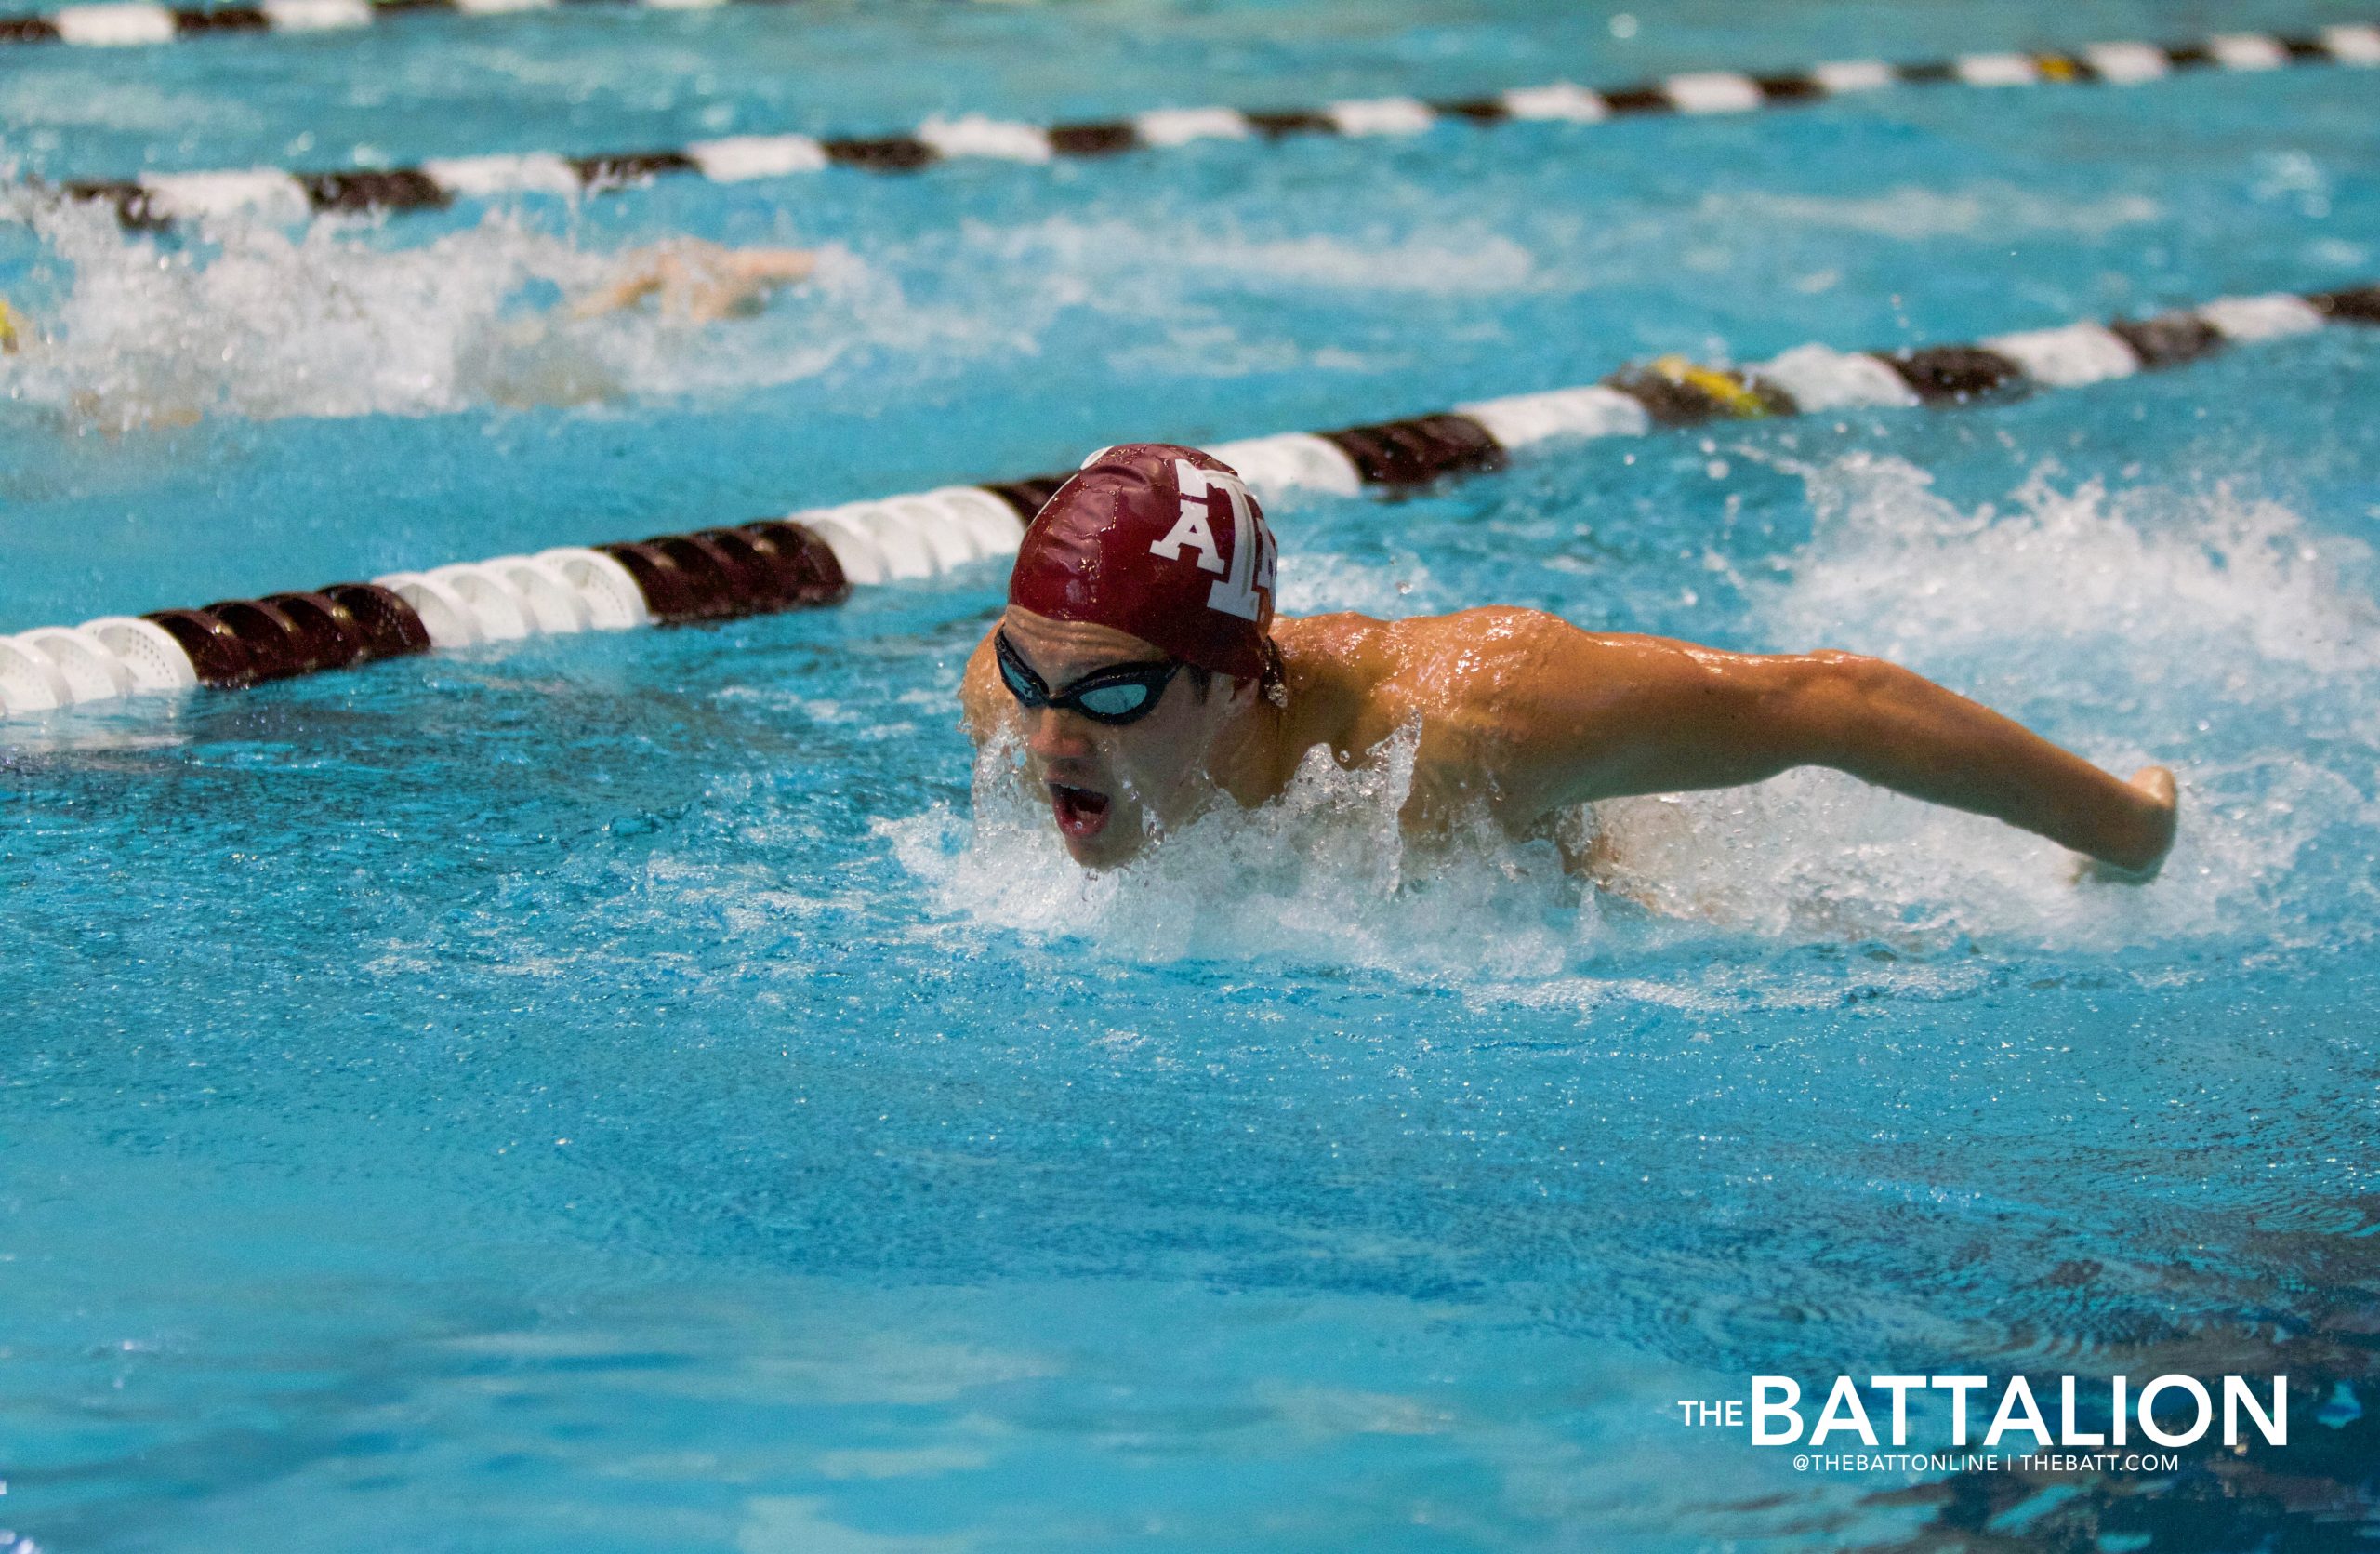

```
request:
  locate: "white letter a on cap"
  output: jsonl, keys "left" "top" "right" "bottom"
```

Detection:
{"left": 1149, "top": 463, "right": 1227, "bottom": 576}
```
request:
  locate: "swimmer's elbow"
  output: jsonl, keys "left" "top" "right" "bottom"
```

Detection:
{"left": 1774, "top": 651, "right": 1910, "bottom": 770}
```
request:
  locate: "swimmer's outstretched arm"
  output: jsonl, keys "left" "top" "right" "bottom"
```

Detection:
{"left": 566, "top": 241, "right": 817, "bottom": 322}
{"left": 1457, "top": 610, "right": 2178, "bottom": 877}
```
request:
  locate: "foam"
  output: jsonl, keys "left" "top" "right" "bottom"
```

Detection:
{"left": 0, "top": 199, "right": 934, "bottom": 426}
{"left": 887, "top": 718, "right": 1601, "bottom": 985}
{"left": 1275, "top": 552, "right": 1444, "bottom": 617}
{"left": 989, "top": 215, "right": 1539, "bottom": 297}
{"left": 900, "top": 456, "right": 2380, "bottom": 995}
{"left": 0, "top": 74, "right": 262, "bottom": 135}
{"left": 1710, "top": 183, "right": 2164, "bottom": 241}
{"left": 1766, "top": 455, "right": 2380, "bottom": 676}
{"left": 0, "top": 195, "right": 1540, "bottom": 428}
{"left": 5, "top": 199, "right": 615, "bottom": 425}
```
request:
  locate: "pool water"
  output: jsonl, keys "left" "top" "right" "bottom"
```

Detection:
{"left": 4, "top": 1, "right": 2379, "bottom": 1548}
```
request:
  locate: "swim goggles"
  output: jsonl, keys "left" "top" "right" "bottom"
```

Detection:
{"left": 995, "top": 630, "right": 1183, "bottom": 725}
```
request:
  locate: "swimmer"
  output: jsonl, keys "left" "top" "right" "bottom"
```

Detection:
{"left": 473, "top": 239, "right": 819, "bottom": 408}
{"left": 564, "top": 239, "right": 817, "bottom": 324}
{"left": 959, "top": 443, "right": 2179, "bottom": 882}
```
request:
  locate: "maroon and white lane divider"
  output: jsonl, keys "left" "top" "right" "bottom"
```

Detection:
{"left": 0, "top": 0, "right": 994, "bottom": 51}
{"left": 46, "top": 20, "right": 2380, "bottom": 227}
{"left": 4, "top": 281, "right": 2374, "bottom": 718}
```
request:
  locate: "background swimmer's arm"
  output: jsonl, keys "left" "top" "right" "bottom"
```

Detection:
{"left": 565, "top": 267, "right": 666, "bottom": 320}
{"left": 567, "top": 242, "right": 817, "bottom": 322}
{"left": 1476, "top": 616, "right": 2178, "bottom": 876}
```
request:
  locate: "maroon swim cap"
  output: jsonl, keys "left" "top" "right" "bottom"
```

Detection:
{"left": 1007, "top": 443, "right": 1278, "bottom": 681}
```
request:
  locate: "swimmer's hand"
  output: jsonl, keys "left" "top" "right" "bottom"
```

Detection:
{"left": 566, "top": 240, "right": 818, "bottom": 324}
{"left": 2078, "top": 765, "right": 2178, "bottom": 885}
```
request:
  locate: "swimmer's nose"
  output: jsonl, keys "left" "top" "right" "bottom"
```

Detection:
{"left": 1025, "top": 707, "right": 1093, "bottom": 761}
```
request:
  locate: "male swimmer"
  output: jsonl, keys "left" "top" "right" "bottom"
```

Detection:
{"left": 959, "top": 443, "right": 2179, "bottom": 883}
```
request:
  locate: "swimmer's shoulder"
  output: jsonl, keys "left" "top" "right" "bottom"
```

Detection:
{"left": 1271, "top": 613, "right": 1399, "bottom": 755}
{"left": 1274, "top": 613, "right": 1409, "bottom": 699}
{"left": 1276, "top": 604, "right": 1570, "bottom": 659}
{"left": 1307, "top": 606, "right": 1580, "bottom": 695}
{"left": 1275, "top": 610, "right": 1387, "bottom": 659}
{"left": 1272, "top": 607, "right": 1565, "bottom": 762}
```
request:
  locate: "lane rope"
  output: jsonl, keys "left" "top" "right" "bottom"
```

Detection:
{"left": 2, "top": 280, "right": 2373, "bottom": 720}
{"left": 0, "top": 0, "right": 998, "bottom": 50}
{"left": 37, "top": 20, "right": 2380, "bottom": 228}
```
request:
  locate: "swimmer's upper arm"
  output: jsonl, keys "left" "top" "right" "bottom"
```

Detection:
{"left": 1444, "top": 613, "right": 1833, "bottom": 814}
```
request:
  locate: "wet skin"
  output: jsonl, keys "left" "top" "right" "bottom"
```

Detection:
{"left": 960, "top": 604, "right": 2180, "bottom": 877}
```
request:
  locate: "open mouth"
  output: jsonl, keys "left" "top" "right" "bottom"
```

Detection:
{"left": 1048, "top": 782, "right": 1113, "bottom": 841}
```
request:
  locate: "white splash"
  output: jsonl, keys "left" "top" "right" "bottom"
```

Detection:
{"left": 0, "top": 194, "right": 1544, "bottom": 428}
{"left": 975, "top": 214, "right": 1540, "bottom": 296}
{"left": 1770, "top": 454, "right": 2380, "bottom": 677}
{"left": 1275, "top": 551, "right": 1444, "bottom": 617}
{"left": 1710, "top": 182, "right": 2164, "bottom": 241}
{"left": 0, "top": 195, "right": 983, "bottom": 428}
{"left": 886, "top": 718, "right": 1604, "bottom": 983}
{"left": 0, "top": 71, "right": 262, "bottom": 137}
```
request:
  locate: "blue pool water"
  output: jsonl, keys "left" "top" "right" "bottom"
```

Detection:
{"left": 4, "top": 1, "right": 2379, "bottom": 1547}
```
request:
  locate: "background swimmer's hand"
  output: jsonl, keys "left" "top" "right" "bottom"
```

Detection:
{"left": 567, "top": 240, "right": 818, "bottom": 324}
{"left": 2078, "top": 765, "right": 2179, "bottom": 884}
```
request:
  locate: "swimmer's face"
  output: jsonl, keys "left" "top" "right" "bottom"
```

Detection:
{"left": 995, "top": 606, "right": 1254, "bottom": 868}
